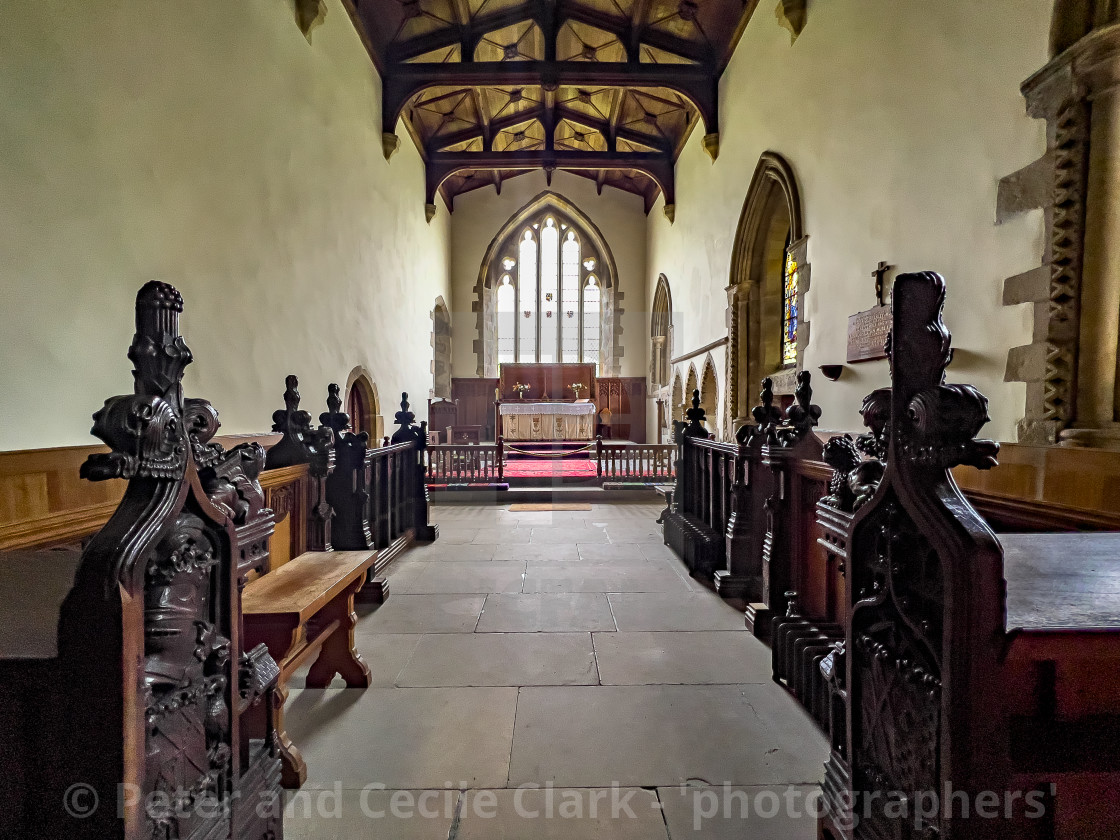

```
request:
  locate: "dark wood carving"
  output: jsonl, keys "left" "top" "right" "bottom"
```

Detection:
{"left": 820, "top": 272, "right": 1007, "bottom": 840}
{"left": 9, "top": 282, "right": 283, "bottom": 839}
{"left": 266, "top": 374, "right": 334, "bottom": 552}
{"left": 322, "top": 383, "right": 375, "bottom": 552}
{"left": 390, "top": 393, "right": 439, "bottom": 543}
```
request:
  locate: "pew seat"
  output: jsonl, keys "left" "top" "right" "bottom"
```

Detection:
{"left": 243, "top": 549, "right": 387, "bottom": 788}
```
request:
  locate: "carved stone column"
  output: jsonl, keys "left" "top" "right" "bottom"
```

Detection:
{"left": 1010, "top": 24, "right": 1120, "bottom": 447}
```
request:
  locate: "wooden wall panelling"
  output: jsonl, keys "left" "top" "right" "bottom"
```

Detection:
{"left": 451, "top": 377, "right": 499, "bottom": 440}
{"left": 596, "top": 377, "right": 646, "bottom": 442}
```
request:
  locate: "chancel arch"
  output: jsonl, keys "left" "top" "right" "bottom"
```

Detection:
{"left": 432, "top": 296, "right": 452, "bottom": 400}
{"left": 726, "top": 152, "right": 810, "bottom": 431}
{"left": 344, "top": 366, "right": 382, "bottom": 442}
{"left": 651, "top": 275, "right": 673, "bottom": 389}
{"left": 474, "top": 191, "right": 623, "bottom": 378}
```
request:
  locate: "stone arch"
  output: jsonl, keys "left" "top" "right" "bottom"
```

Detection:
{"left": 473, "top": 190, "right": 624, "bottom": 377}
{"left": 699, "top": 354, "right": 718, "bottom": 433}
{"left": 726, "top": 152, "right": 810, "bottom": 433}
{"left": 651, "top": 274, "right": 673, "bottom": 389}
{"left": 671, "top": 369, "right": 684, "bottom": 423}
{"left": 344, "top": 366, "right": 382, "bottom": 442}
{"left": 685, "top": 364, "right": 699, "bottom": 417}
{"left": 432, "top": 296, "right": 452, "bottom": 399}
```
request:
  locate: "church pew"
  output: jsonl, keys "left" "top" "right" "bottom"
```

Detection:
{"left": 815, "top": 272, "right": 1120, "bottom": 840}
{"left": 662, "top": 395, "right": 733, "bottom": 578}
{"left": 244, "top": 378, "right": 438, "bottom": 788}
{"left": 0, "top": 282, "right": 284, "bottom": 840}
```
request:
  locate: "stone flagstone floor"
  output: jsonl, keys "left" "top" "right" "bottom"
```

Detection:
{"left": 284, "top": 501, "right": 828, "bottom": 839}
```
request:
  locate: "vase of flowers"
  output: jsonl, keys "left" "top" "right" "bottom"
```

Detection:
{"left": 569, "top": 382, "right": 585, "bottom": 400}
{"left": 513, "top": 382, "right": 531, "bottom": 400}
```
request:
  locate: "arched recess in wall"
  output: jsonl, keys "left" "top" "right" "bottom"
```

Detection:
{"left": 473, "top": 191, "right": 624, "bottom": 378}
{"left": 345, "top": 366, "right": 382, "bottom": 442}
{"left": 699, "top": 354, "right": 718, "bottom": 433}
{"left": 684, "top": 364, "right": 699, "bottom": 418}
{"left": 651, "top": 275, "right": 673, "bottom": 389}
{"left": 726, "top": 152, "right": 810, "bottom": 433}
{"left": 432, "top": 296, "right": 452, "bottom": 400}
{"left": 671, "top": 370, "right": 684, "bottom": 423}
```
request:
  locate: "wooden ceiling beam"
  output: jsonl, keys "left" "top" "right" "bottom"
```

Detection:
{"left": 386, "top": 2, "right": 539, "bottom": 62}
{"left": 427, "top": 105, "right": 547, "bottom": 152}
{"left": 425, "top": 149, "right": 675, "bottom": 209}
{"left": 556, "top": 1, "right": 712, "bottom": 65}
{"left": 554, "top": 103, "right": 671, "bottom": 154}
{"left": 384, "top": 61, "right": 717, "bottom": 139}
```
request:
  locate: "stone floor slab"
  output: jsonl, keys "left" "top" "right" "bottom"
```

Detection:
{"left": 456, "top": 789, "right": 669, "bottom": 840}
{"left": 284, "top": 789, "right": 457, "bottom": 839}
{"left": 523, "top": 561, "right": 692, "bottom": 594}
{"left": 295, "top": 633, "right": 423, "bottom": 688}
{"left": 286, "top": 686, "right": 517, "bottom": 789}
{"left": 593, "top": 631, "right": 771, "bottom": 685}
{"left": 507, "top": 684, "right": 827, "bottom": 787}
{"left": 396, "top": 632, "right": 597, "bottom": 686}
{"left": 657, "top": 784, "right": 821, "bottom": 839}
{"left": 531, "top": 527, "right": 610, "bottom": 544}
{"left": 391, "top": 561, "right": 527, "bottom": 594}
{"left": 607, "top": 593, "right": 745, "bottom": 631}
{"left": 476, "top": 593, "right": 617, "bottom": 632}
{"left": 358, "top": 594, "right": 486, "bottom": 634}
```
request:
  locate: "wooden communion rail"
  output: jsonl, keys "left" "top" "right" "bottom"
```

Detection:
{"left": 423, "top": 438, "right": 676, "bottom": 484}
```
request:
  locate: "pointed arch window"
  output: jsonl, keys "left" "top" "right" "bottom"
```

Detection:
{"left": 781, "top": 246, "right": 799, "bottom": 366}
{"left": 490, "top": 208, "right": 606, "bottom": 371}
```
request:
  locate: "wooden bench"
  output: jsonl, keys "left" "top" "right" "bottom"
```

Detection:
{"left": 243, "top": 550, "right": 378, "bottom": 787}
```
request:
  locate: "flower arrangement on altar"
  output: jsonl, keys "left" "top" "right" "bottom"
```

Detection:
{"left": 568, "top": 382, "right": 585, "bottom": 399}
{"left": 513, "top": 382, "right": 531, "bottom": 399}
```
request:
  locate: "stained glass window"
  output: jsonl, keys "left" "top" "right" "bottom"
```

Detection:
{"left": 492, "top": 210, "right": 605, "bottom": 366}
{"left": 781, "top": 250, "right": 799, "bottom": 366}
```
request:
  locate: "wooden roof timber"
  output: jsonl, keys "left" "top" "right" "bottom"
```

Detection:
{"left": 346, "top": 0, "right": 762, "bottom": 211}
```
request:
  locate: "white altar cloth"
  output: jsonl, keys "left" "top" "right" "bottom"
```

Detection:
{"left": 499, "top": 401, "right": 596, "bottom": 440}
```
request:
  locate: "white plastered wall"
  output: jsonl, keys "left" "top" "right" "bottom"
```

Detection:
{"left": 647, "top": 0, "right": 1053, "bottom": 441}
{"left": 448, "top": 170, "right": 649, "bottom": 381}
{"left": 0, "top": 0, "right": 451, "bottom": 451}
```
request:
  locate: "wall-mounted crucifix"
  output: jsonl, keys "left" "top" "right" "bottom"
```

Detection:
{"left": 872, "top": 261, "right": 892, "bottom": 308}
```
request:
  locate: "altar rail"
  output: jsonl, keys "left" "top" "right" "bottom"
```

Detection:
{"left": 423, "top": 438, "right": 675, "bottom": 484}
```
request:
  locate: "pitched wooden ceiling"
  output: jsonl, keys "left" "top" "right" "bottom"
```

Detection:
{"left": 345, "top": 0, "right": 760, "bottom": 215}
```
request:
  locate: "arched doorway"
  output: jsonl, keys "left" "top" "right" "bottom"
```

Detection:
{"left": 726, "top": 152, "right": 809, "bottom": 431}
{"left": 432, "top": 297, "right": 452, "bottom": 400}
{"left": 345, "top": 367, "right": 381, "bottom": 442}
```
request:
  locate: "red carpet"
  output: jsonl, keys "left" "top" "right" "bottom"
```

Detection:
{"left": 502, "top": 458, "right": 597, "bottom": 478}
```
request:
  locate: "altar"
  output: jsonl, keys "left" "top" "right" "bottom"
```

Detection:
{"left": 499, "top": 401, "right": 597, "bottom": 441}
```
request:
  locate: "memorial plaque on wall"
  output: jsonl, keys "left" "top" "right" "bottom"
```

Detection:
{"left": 847, "top": 305, "right": 892, "bottom": 362}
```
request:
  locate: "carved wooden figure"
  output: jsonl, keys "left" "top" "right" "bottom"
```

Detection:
{"left": 8, "top": 282, "right": 284, "bottom": 839}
